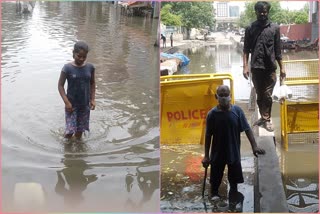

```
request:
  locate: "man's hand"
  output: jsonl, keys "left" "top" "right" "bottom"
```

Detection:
{"left": 243, "top": 66, "right": 250, "bottom": 80}
{"left": 280, "top": 69, "right": 286, "bottom": 85}
{"left": 202, "top": 157, "right": 210, "bottom": 168}
{"left": 253, "top": 147, "right": 265, "bottom": 157}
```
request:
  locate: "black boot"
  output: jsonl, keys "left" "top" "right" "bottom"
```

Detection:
{"left": 229, "top": 183, "right": 238, "bottom": 193}
{"left": 211, "top": 188, "right": 220, "bottom": 201}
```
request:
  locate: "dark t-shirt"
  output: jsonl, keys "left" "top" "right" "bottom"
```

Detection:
{"left": 205, "top": 105, "right": 250, "bottom": 164}
{"left": 62, "top": 63, "right": 95, "bottom": 107}
{"left": 243, "top": 20, "right": 282, "bottom": 71}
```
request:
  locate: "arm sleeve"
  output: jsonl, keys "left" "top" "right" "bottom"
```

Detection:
{"left": 61, "top": 64, "right": 67, "bottom": 74}
{"left": 205, "top": 111, "right": 214, "bottom": 138}
{"left": 274, "top": 25, "right": 282, "bottom": 61}
{"left": 238, "top": 107, "right": 250, "bottom": 132}
{"left": 90, "top": 63, "right": 95, "bottom": 74}
{"left": 243, "top": 26, "right": 251, "bottom": 54}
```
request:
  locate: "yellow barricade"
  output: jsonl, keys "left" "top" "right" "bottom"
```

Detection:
{"left": 161, "top": 73, "right": 234, "bottom": 145}
{"left": 280, "top": 59, "right": 319, "bottom": 150}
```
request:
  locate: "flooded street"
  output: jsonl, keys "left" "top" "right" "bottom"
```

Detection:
{"left": 161, "top": 43, "right": 318, "bottom": 212}
{"left": 161, "top": 140, "right": 255, "bottom": 213}
{"left": 2, "top": 1, "right": 159, "bottom": 212}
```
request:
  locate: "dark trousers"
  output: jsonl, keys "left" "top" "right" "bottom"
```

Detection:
{"left": 162, "top": 39, "right": 166, "bottom": 48}
{"left": 210, "top": 160, "right": 244, "bottom": 193}
{"left": 251, "top": 69, "right": 277, "bottom": 121}
{"left": 170, "top": 40, "right": 173, "bottom": 47}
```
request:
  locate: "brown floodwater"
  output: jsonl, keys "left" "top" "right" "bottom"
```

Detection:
{"left": 2, "top": 1, "right": 159, "bottom": 212}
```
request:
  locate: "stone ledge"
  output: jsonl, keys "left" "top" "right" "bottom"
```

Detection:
{"left": 255, "top": 136, "right": 289, "bottom": 212}
{"left": 250, "top": 103, "right": 288, "bottom": 212}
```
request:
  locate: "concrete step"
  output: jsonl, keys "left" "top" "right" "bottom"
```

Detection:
{"left": 251, "top": 107, "right": 289, "bottom": 212}
{"left": 255, "top": 136, "right": 289, "bottom": 212}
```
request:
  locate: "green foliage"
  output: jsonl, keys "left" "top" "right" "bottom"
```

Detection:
{"left": 268, "top": 1, "right": 283, "bottom": 22}
{"left": 293, "top": 11, "right": 309, "bottom": 24}
{"left": 160, "top": 4, "right": 182, "bottom": 26}
{"left": 239, "top": 2, "right": 256, "bottom": 28}
{"left": 239, "top": 1, "right": 309, "bottom": 28}
{"left": 161, "top": 2, "right": 215, "bottom": 30}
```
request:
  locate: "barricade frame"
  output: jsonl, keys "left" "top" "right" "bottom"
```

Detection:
{"left": 280, "top": 59, "right": 319, "bottom": 150}
{"left": 160, "top": 73, "right": 234, "bottom": 145}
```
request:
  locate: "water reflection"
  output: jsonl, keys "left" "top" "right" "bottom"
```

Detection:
{"left": 125, "top": 165, "right": 160, "bottom": 210}
{"left": 55, "top": 143, "right": 97, "bottom": 207}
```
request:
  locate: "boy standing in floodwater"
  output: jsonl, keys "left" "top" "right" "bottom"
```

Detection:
{"left": 58, "top": 41, "right": 96, "bottom": 140}
{"left": 202, "top": 85, "right": 265, "bottom": 201}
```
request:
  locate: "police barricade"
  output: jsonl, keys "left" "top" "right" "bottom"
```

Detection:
{"left": 160, "top": 73, "right": 234, "bottom": 144}
{"left": 280, "top": 59, "right": 319, "bottom": 150}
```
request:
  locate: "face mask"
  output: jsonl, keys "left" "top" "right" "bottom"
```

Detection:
{"left": 217, "top": 95, "right": 231, "bottom": 107}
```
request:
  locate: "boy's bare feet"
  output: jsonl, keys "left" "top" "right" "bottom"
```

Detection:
{"left": 64, "top": 133, "right": 73, "bottom": 139}
{"left": 75, "top": 132, "right": 83, "bottom": 140}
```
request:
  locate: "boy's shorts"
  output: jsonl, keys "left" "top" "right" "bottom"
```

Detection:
{"left": 65, "top": 106, "right": 90, "bottom": 135}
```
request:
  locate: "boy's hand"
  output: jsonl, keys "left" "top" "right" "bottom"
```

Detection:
{"left": 90, "top": 100, "right": 96, "bottom": 110}
{"left": 253, "top": 147, "right": 265, "bottom": 157}
{"left": 202, "top": 157, "right": 210, "bottom": 168}
{"left": 65, "top": 101, "right": 73, "bottom": 113}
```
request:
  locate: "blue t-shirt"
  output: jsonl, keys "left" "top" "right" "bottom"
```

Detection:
{"left": 205, "top": 105, "right": 250, "bottom": 164}
{"left": 62, "top": 63, "right": 95, "bottom": 107}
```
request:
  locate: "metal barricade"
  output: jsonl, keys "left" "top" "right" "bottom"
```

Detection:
{"left": 280, "top": 59, "right": 319, "bottom": 150}
{"left": 160, "top": 73, "right": 234, "bottom": 144}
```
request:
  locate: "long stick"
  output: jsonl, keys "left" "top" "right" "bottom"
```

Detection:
{"left": 202, "top": 166, "right": 208, "bottom": 198}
